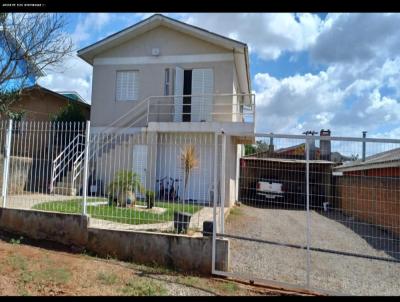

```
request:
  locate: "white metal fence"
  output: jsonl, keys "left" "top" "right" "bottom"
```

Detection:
{"left": 0, "top": 120, "right": 225, "bottom": 235}
{"left": 2, "top": 118, "right": 400, "bottom": 295}
{"left": 212, "top": 132, "right": 400, "bottom": 296}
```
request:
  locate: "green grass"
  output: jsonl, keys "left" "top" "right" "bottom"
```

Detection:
{"left": 120, "top": 278, "right": 167, "bottom": 296}
{"left": 97, "top": 271, "right": 119, "bottom": 285}
{"left": 32, "top": 198, "right": 202, "bottom": 225}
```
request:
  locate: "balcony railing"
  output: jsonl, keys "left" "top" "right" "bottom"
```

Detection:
{"left": 146, "top": 93, "right": 255, "bottom": 125}
{"left": 94, "top": 93, "right": 255, "bottom": 131}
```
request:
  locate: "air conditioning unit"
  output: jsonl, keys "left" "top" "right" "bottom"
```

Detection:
{"left": 152, "top": 48, "right": 160, "bottom": 56}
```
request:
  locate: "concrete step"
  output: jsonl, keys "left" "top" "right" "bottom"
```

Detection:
{"left": 53, "top": 186, "right": 77, "bottom": 196}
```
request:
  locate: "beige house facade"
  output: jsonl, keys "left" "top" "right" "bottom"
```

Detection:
{"left": 78, "top": 14, "right": 255, "bottom": 206}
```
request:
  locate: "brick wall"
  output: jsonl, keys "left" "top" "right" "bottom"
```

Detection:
{"left": 336, "top": 174, "right": 400, "bottom": 237}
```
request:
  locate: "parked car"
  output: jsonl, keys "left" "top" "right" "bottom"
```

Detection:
{"left": 256, "top": 179, "right": 286, "bottom": 200}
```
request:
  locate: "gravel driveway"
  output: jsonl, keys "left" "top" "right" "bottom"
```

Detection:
{"left": 225, "top": 204, "right": 400, "bottom": 296}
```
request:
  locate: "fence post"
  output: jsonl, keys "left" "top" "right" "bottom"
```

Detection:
{"left": 2, "top": 119, "right": 13, "bottom": 208}
{"left": 305, "top": 137, "right": 311, "bottom": 288}
{"left": 220, "top": 130, "right": 226, "bottom": 235}
{"left": 82, "top": 120, "right": 91, "bottom": 215}
{"left": 212, "top": 132, "right": 218, "bottom": 273}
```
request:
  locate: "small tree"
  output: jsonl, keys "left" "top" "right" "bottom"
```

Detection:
{"left": 180, "top": 145, "right": 199, "bottom": 204}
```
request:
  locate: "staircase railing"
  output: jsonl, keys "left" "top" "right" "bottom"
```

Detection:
{"left": 50, "top": 133, "right": 85, "bottom": 193}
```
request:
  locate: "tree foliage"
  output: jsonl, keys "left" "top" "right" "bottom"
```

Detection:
{"left": 51, "top": 102, "right": 86, "bottom": 123}
{"left": 0, "top": 13, "right": 73, "bottom": 111}
{"left": 244, "top": 140, "right": 271, "bottom": 155}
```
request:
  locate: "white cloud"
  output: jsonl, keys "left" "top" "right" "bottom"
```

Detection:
{"left": 38, "top": 55, "right": 92, "bottom": 103}
{"left": 310, "top": 13, "right": 400, "bottom": 65}
{"left": 180, "top": 13, "right": 323, "bottom": 60}
{"left": 254, "top": 58, "right": 400, "bottom": 137}
{"left": 71, "top": 13, "right": 111, "bottom": 45}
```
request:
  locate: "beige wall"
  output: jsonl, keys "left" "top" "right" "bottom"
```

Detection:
{"left": 90, "top": 26, "right": 236, "bottom": 127}
{"left": 97, "top": 26, "right": 229, "bottom": 58}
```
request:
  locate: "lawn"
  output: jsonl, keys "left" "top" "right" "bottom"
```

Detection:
{"left": 32, "top": 198, "right": 202, "bottom": 225}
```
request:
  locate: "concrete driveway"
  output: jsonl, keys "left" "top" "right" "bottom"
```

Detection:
{"left": 225, "top": 204, "right": 400, "bottom": 296}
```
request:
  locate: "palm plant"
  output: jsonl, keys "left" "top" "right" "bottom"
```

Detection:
{"left": 107, "top": 170, "right": 144, "bottom": 207}
{"left": 180, "top": 145, "right": 199, "bottom": 204}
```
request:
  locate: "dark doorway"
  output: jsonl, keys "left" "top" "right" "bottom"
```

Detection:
{"left": 183, "top": 70, "right": 192, "bottom": 122}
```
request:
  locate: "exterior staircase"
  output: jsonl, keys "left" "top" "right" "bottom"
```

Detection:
{"left": 52, "top": 168, "right": 83, "bottom": 196}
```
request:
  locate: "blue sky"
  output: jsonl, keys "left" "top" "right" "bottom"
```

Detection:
{"left": 38, "top": 13, "right": 400, "bottom": 138}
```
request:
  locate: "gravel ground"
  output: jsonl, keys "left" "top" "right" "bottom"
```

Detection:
{"left": 225, "top": 204, "right": 400, "bottom": 296}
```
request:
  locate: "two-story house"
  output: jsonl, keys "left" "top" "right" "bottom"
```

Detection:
{"left": 77, "top": 14, "right": 255, "bottom": 206}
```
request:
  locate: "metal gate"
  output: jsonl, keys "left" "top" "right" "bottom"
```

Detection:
{"left": 212, "top": 132, "right": 400, "bottom": 296}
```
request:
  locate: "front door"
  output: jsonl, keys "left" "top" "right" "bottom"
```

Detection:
{"left": 132, "top": 145, "right": 148, "bottom": 198}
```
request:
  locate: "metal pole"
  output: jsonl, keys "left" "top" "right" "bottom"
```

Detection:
{"left": 220, "top": 131, "right": 226, "bottom": 235}
{"left": 211, "top": 132, "right": 218, "bottom": 274}
{"left": 2, "top": 119, "right": 13, "bottom": 208}
{"left": 305, "top": 137, "right": 311, "bottom": 288}
{"left": 82, "top": 120, "right": 91, "bottom": 215}
{"left": 362, "top": 131, "right": 367, "bottom": 162}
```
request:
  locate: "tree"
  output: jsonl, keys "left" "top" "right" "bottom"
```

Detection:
{"left": 244, "top": 140, "right": 271, "bottom": 155}
{"left": 180, "top": 145, "right": 199, "bottom": 203}
{"left": 0, "top": 13, "right": 73, "bottom": 114}
{"left": 0, "top": 89, "right": 25, "bottom": 119}
{"left": 51, "top": 102, "right": 86, "bottom": 123}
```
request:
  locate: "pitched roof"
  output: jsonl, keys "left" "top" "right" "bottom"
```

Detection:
{"left": 23, "top": 84, "right": 90, "bottom": 108}
{"left": 77, "top": 14, "right": 251, "bottom": 93}
{"left": 334, "top": 147, "right": 400, "bottom": 172}
{"left": 57, "top": 91, "right": 89, "bottom": 105}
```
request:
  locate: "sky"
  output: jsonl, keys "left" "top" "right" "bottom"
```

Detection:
{"left": 37, "top": 13, "right": 400, "bottom": 139}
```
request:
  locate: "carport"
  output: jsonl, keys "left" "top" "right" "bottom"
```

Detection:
{"left": 238, "top": 157, "right": 337, "bottom": 208}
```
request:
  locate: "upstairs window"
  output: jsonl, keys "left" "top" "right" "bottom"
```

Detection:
{"left": 116, "top": 70, "right": 139, "bottom": 101}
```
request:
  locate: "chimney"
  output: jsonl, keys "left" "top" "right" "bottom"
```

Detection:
{"left": 269, "top": 133, "right": 274, "bottom": 153}
{"left": 320, "top": 129, "right": 331, "bottom": 161}
{"left": 362, "top": 131, "right": 367, "bottom": 162}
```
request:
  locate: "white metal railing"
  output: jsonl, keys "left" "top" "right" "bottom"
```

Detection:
{"left": 146, "top": 93, "right": 255, "bottom": 125}
{"left": 50, "top": 133, "right": 85, "bottom": 193}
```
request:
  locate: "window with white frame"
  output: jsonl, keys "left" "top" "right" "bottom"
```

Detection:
{"left": 116, "top": 70, "right": 139, "bottom": 101}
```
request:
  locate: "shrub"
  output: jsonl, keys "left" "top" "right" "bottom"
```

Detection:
{"left": 107, "top": 170, "right": 143, "bottom": 207}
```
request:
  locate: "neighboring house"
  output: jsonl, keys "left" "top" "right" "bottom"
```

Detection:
{"left": 250, "top": 130, "right": 350, "bottom": 162}
{"left": 77, "top": 14, "right": 255, "bottom": 206}
{"left": 333, "top": 148, "right": 400, "bottom": 236}
{"left": 5, "top": 84, "right": 90, "bottom": 121}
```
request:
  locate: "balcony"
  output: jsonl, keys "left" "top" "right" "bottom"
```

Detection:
{"left": 145, "top": 93, "right": 255, "bottom": 136}
{"left": 91, "top": 93, "right": 255, "bottom": 137}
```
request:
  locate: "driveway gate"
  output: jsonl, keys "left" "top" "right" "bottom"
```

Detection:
{"left": 212, "top": 132, "right": 400, "bottom": 296}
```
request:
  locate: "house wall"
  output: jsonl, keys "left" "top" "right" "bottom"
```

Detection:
{"left": 7, "top": 89, "right": 90, "bottom": 121}
{"left": 90, "top": 26, "right": 235, "bottom": 127}
{"left": 336, "top": 170, "right": 400, "bottom": 237}
{"left": 92, "top": 131, "right": 239, "bottom": 208}
{"left": 155, "top": 132, "right": 215, "bottom": 203}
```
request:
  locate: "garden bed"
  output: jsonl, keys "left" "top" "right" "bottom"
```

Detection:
{"left": 32, "top": 198, "right": 202, "bottom": 226}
